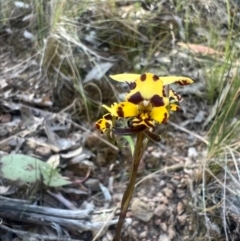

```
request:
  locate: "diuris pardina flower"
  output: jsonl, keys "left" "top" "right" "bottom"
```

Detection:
{"left": 96, "top": 73, "right": 193, "bottom": 141}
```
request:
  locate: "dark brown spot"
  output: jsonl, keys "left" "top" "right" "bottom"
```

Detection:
{"left": 162, "top": 89, "right": 166, "bottom": 97}
{"left": 145, "top": 130, "right": 161, "bottom": 142}
{"left": 153, "top": 75, "right": 159, "bottom": 81}
{"left": 170, "top": 89, "right": 182, "bottom": 101}
{"left": 104, "top": 113, "right": 112, "bottom": 120}
{"left": 117, "top": 107, "right": 124, "bottom": 117}
{"left": 105, "top": 122, "right": 111, "bottom": 128}
{"left": 176, "top": 80, "right": 189, "bottom": 86}
{"left": 95, "top": 123, "right": 100, "bottom": 129}
{"left": 96, "top": 119, "right": 102, "bottom": 126}
{"left": 128, "top": 82, "right": 137, "bottom": 90}
{"left": 128, "top": 92, "right": 144, "bottom": 104}
{"left": 150, "top": 95, "right": 164, "bottom": 107}
{"left": 140, "top": 74, "right": 147, "bottom": 81}
{"left": 162, "top": 112, "right": 168, "bottom": 123}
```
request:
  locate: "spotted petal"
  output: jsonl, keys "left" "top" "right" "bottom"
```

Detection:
{"left": 161, "top": 76, "right": 194, "bottom": 86}
{"left": 150, "top": 106, "right": 169, "bottom": 123}
{"left": 103, "top": 102, "right": 139, "bottom": 118}
{"left": 126, "top": 73, "right": 169, "bottom": 106}
{"left": 169, "top": 89, "right": 182, "bottom": 102}
{"left": 95, "top": 114, "right": 112, "bottom": 133}
{"left": 109, "top": 74, "right": 141, "bottom": 83}
{"left": 102, "top": 103, "right": 119, "bottom": 116}
{"left": 169, "top": 103, "right": 180, "bottom": 111}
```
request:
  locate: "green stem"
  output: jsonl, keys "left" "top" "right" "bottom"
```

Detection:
{"left": 113, "top": 132, "right": 147, "bottom": 241}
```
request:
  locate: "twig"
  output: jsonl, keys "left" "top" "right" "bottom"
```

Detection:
{"left": 92, "top": 205, "right": 119, "bottom": 241}
{"left": 47, "top": 190, "right": 78, "bottom": 210}
{"left": 169, "top": 121, "right": 209, "bottom": 145}
{"left": 0, "top": 223, "right": 83, "bottom": 241}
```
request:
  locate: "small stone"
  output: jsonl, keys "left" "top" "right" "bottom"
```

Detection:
{"left": 152, "top": 196, "right": 161, "bottom": 204}
{"left": 154, "top": 218, "right": 161, "bottom": 225}
{"left": 106, "top": 231, "right": 113, "bottom": 241}
{"left": 147, "top": 146, "right": 155, "bottom": 152}
{"left": 125, "top": 217, "right": 132, "bottom": 225}
{"left": 35, "top": 146, "right": 51, "bottom": 157}
{"left": 154, "top": 204, "right": 167, "bottom": 217}
{"left": 132, "top": 220, "right": 139, "bottom": 227}
{"left": 177, "top": 214, "right": 187, "bottom": 226}
{"left": 168, "top": 227, "right": 176, "bottom": 239}
{"left": 102, "top": 236, "right": 108, "bottom": 241}
{"left": 0, "top": 151, "right": 8, "bottom": 156}
{"left": 159, "top": 180, "right": 166, "bottom": 187}
{"left": 158, "top": 233, "right": 169, "bottom": 241}
{"left": 188, "top": 147, "right": 198, "bottom": 158}
{"left": 26, "top": 140, "right": 37, "bottom": 149}
{"left": 166, "top": 182, "right": 175, "bottom": 190}
{"left": 151, "top": 150, "right": 161, "bottom": 158}
{"left": 157, "top": 192, "right": 164, "bottom": 197}
{"left": 176, "top": 188, "right": 186, "bottom": 198}
{"left": 8, "top": 137, "right": 18, "bottom": 147}
{"left": 12, "top": 238, "right": 21, "bottom": 241}
{"left": 131, "top": 198, "right": 154, "bottom": 222}
{"left": 1, "top": 113, "right": 12, "bottom": 123}
{"left": 0, "top": 144, "right": 11, "bottom": 152}
{"left": 112, "top": 193, "right": 123, "bottom": 203}
{"left": 84, "top": 178, "right": 100, "bottom": 191}
{"left": 159, "top": 196, "right": 169, "bottom": 205}
{"left": 170, "top": 178, "right": 179, "bottom": 186}
{"left": 177, "top": 201, "right": 184, "bottom": 215}
{"left": 0, "top": 127, "right": 8, "bottom": 137}
{"left": 128, "top": 228, "right": 138, "bottom": 239}
{"left": 139, "top": 231, "right": 148, "bottom": 239}
{"left": 140, "top": 196, "right": 149, "bottom": 203}
{"left": 162, "top": 187, "right": 173, "bottom": 198}
{"left": 173, "top": 174, "right": 181, "bottom": 180}
{"left": 160, "top": 222, "right": 167, "bottom": 232}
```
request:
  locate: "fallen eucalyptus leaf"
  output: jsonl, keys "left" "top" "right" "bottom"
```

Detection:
{"left": 0, "top": 154, "right": 71, "bottom": 187}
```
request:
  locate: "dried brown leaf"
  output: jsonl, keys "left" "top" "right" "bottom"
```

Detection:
{"left": 178, "top": 42, "right": 224, "bottom": 56}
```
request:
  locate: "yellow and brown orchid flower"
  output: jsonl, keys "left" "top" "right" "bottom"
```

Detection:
{"left": 95, "top": 73, "right": 193, "bottom": 141}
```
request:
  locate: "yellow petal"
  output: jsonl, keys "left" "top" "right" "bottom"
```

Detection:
{"left": 109, "top": 73, "right": 141, "bottom": 82}
{"left": 170, "top": 103, "right": 180, "bottom": 111}
{"left": 115, "top": 102, "right": 139, "bottom": 117}
{"left": 126, "top": 73, "right": 168, "bottom": 106}
{"left": 102, "top": 103, "right": 118, "bottom": 116}
{"left": 169, "top": 89, "right": 182, "bottom": 102}
{"left": 150, "top": 106, "right": 169, "bottom": 123}
{"left": 161, "top": 76, "right": 194, "bottom": 86}
{"left": 95, "top": 115, "right": 112, "bottom": 133}
{"left": 103, "top": 102, "right": 139, "bottom": 117}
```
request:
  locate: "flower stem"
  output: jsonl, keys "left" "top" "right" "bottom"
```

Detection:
{"left": 113, "top": 132, "right": 147, "bottom": 241}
